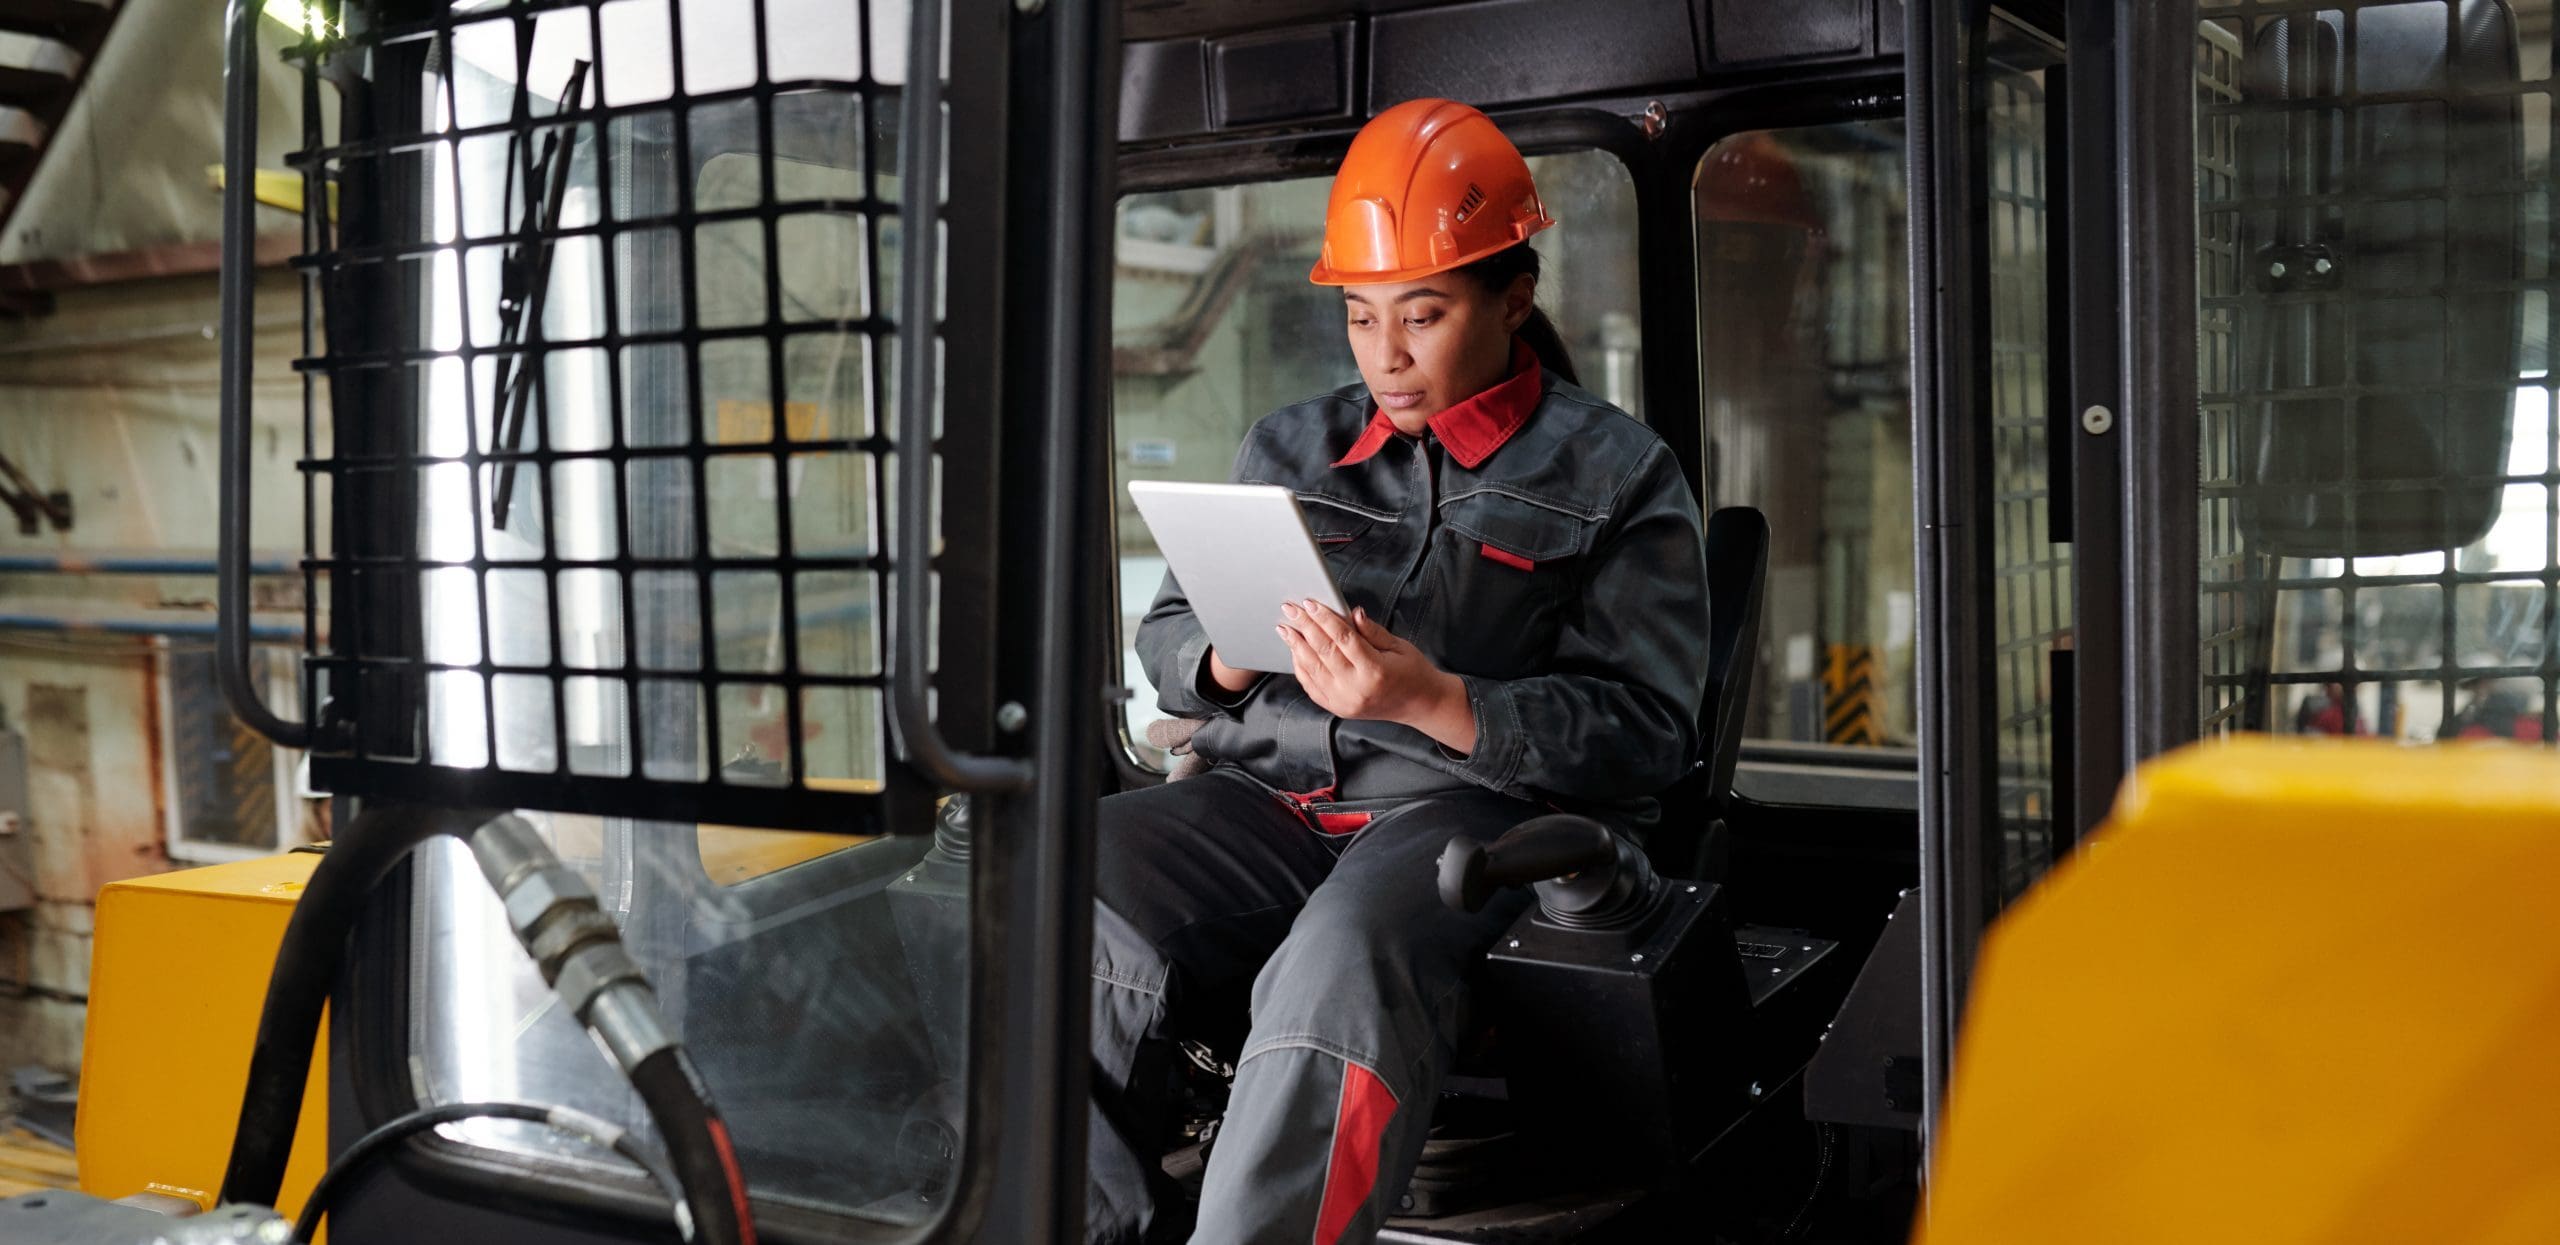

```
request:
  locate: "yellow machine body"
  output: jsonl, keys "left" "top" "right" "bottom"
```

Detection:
{"left": 78, "top": 852, "right": 329, "bottom": 1221}
{"left": 695, "top": 826, "right": 873, "bottom": 885}
{"left": 1918, "top": 738, "right": 2560, "bottom": 1245}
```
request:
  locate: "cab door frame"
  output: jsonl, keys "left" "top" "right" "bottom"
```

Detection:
{"left": 314, "top": 0, "right": 1120, "bottom": 1241}
{"left": 1904, "top": 0, "right": 2204, "bottom": 1145}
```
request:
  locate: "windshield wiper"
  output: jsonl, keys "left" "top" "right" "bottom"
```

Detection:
{"left": 488, "top": 58, "right": 591, "bottom": 532}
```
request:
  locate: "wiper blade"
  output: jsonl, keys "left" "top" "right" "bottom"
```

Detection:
{"left": 488, "top": 57, "right": 591, "bottom": 532}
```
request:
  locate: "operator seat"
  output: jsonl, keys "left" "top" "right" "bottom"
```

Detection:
{"left": 1647, "top": 505, "right": 1770, "bottom": 882}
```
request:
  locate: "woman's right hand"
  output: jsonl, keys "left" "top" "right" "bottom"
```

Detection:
{"left": 1205, "top": 650, "right": 1260, "bottom": 695}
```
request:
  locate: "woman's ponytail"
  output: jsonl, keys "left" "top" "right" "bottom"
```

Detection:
{"left": 1515, "top": 307, "right": 1578, "bottom": 387}
{"left": 1459, "top": 243, "right": 1579, "bottom": 386}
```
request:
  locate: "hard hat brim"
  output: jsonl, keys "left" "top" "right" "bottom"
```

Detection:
{"left": 1306, "top": 216, "right": 1556, "bottom": 287}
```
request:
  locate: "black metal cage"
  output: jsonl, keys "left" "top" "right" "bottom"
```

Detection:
{"left": 2197, "top": 0, "right": 2560, "bottom": 747}
{"left": 222, "top": 0, "right": 976, "bottom": 830}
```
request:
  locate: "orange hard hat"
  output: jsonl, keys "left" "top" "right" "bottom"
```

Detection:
{"left": 1308, "top": 98, "right": 1555, "bottom": 286}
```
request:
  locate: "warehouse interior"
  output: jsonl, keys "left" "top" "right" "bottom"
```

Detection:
{"left": 0, "top": 0, "right": 314, "bottom": 1083}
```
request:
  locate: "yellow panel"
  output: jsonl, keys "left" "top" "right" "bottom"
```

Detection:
{"left": 78, "top": 853, "right": 330, "bottom": 1225}
{"left": 713, "top": 399, "right": 828, "bottom": 444}
{"left": 1918, "top": 739, "right": 2560, "bottom": 1245}
{"left": 806, "top": 776, "right": 886, "bottom": 795}
{"left": 201, "top": 163, "right": 336, "bottom": 217}
{"left": 696, "top": 825, "right": 874, "bottom": 886}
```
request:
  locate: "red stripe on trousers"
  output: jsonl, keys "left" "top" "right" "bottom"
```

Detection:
{"left": 1313, "top": 1062, "right": 1399, "bottom": 1245}
{"left": 1478, "top": 542, "right": 1535, "bottom": 572}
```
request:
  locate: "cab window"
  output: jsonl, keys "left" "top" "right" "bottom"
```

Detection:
{"left": 1700, "top": 84, "right": 2064, "bottom": 875}
{"left": 1109, "top": 150, "right": 1644, "bottom": 769}
{"left": 1696, "top": 122, "right": 1919, "bottom": 785}
{"left": 396, "top": 5, "right": 951, "bottom": 1228}
{"left": 2195, "top": 14, "right": 2559, "bottom": 747}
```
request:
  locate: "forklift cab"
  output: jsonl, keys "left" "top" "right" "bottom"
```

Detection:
{"left": 205, "top": 2, "right": 1937, "bottom": 1237}
{"left": 44, "top": 0, "right": 2556, "bottom": 1242}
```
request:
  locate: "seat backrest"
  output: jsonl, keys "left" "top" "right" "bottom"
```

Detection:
{"left": 1644, "top": 506, "right": 1768, "bottom": 880}
{"left": 1700, "top": 506, "right": 1770, "bottom": 804}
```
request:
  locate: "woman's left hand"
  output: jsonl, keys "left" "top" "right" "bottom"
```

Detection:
{"left": 1277, "top": 601, "right": 1479, "bottom": 755}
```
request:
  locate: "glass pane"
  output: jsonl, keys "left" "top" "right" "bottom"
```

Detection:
{"left": 165, "top": 648, "right": 283, "bottom": 852}
{"left": 1109, "top": 150, "right": 1644, "bottom": 767}
{"left": 2197, "top": 4, "right": 2560, "bottom": 749}
{"left": 413, "top": 815, "right": 948, "bottom": 1220}
{"left": 1982, "top": 57, "right": 2066, "bottom": 896}
{"left": 1696, "top": 121, "right": 1918, "bottom": 787}
{"left": 405, "top": 0, "right": 954, "bottom": 1225}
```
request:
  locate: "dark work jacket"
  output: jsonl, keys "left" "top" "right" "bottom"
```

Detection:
{"left": 1136, "top": 342, "right": 1710, "bottom": 830}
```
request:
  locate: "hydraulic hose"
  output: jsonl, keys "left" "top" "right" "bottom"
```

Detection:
{"left": 218, "top": 808, "right": 756, "bottom": 1245}
{"left": 470, "top": 815, "right": 756, "bottom": 1245}
{"left": 221, "top": 805, "right": 485, "bottom": 1209}
{"left": 630, "top": 1048, "right": 756, "bottom": 1245}
{"left": 291, "top": 1100, "right": 686, "bottom": 1243}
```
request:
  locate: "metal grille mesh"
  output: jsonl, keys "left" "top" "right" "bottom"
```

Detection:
{"left": 2197, "top": 0, "right": 2559, "bottom": 748}
{"left": 286, "top": 1, "right": 927, "bottom": 827}
{"left": 2199, "top": 18, "right": 2260, "bottom": 734}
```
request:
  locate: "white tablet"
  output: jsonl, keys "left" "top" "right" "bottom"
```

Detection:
{"left": 1127, "top": 481, "right": 1349, "bottom": 675}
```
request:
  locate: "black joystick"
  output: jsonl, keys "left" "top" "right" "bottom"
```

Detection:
{"left": 1437, "top": 816, "right": 1750, "bottom": 1186}
{"left": 1438, "top": 814, "right": 1663, "bottom": 931}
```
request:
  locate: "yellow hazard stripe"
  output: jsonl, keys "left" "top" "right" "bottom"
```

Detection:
{"left": 1822, "top": 644, "right": 1883, "bottom": 745}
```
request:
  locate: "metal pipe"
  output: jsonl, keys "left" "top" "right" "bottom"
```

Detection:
{"left": 890, "top": 0, "right": 1032, "bottom": 795}
{"left": 2120, "top": 0, "right": 2202, "bottom": 760}
{"left": 0, "top": 311, "right": 300, "bottom": 358}
{"left": 0, "top": 610, "right": 301, "bottom": 642}
{"left": 0, "top": 550, "right": 296, "bottom": 576}
{"left": 220, "top": 0, "right": 319, "bottom": 749}
{"left": 982, "top": 0, "right": 1117, "bottom": 1232}
{"left": 1905, "top": 0, "right": 2002, "bottom": 1181}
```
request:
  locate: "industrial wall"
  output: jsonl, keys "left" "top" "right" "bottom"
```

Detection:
{"left": 0, "top": 0, "right": 312, "bottom": 1073}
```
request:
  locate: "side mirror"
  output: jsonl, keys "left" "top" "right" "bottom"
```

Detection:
{"left": 2230, "top": 5, "right": 2521, "bottom": 559}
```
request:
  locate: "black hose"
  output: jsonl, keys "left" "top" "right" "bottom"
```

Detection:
{"left": 222, "top": 806, "right": 754, "bottom": 1245}
{"left": 220, "top": 805, "right": 483, "bottom": 1209}
{"left": 292, "top": 1100, "right": 686, "bottom": 1243}
{"left": 630, "top": 1047, "right": 756, "bottom": 1245}
{"left": 470, "top": 814, "right": 756, "bottom": 1243}
{"left": 1780, "top": 1122, "right": 1838, "bottom": 1241}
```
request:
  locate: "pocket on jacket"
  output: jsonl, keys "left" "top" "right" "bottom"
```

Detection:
{"left": 1299, "top": 496, "right": 1386, "bottom": 585}
{"left": 1417, "top": 493, "right": 1595, "bottom": 677}
{"left": 1439, "top": 490, "right": 1595, "bottom": 563}
{"left": 1302, "top": 503, "right": 1375, "bottom": 546}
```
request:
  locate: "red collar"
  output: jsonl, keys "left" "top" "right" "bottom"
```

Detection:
{"left": 1332, "top": 339, "right": 1544, "bottom": 470}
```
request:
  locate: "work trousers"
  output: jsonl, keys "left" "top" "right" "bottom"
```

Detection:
{"left": 1086, "top": 766, "right": 1536, "bottom": 1245}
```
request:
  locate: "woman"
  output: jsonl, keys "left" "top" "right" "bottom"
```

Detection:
{"left": 1089, "top": 99, "right": 1708, "bottom": 1245}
